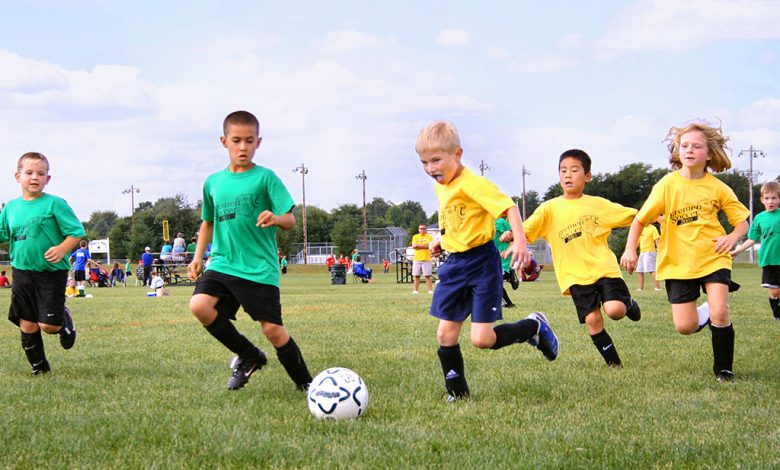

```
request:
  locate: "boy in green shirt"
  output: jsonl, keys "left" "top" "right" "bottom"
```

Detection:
{"left": 187, "top": 111, "right": 312, "bottom": 391}
{"left": 0, "top": 152, "right": 84, "bottom": 375}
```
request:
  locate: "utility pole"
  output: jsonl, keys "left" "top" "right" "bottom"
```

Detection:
{"left": 355, "top": 170, "right": 368, "bottom": 249}
{"left": 293, "top": 164, "right": 309, "bottom": 264}
{"left": 521, "top": 165, "right": 531, "bottom": 220}
{"left": 122, "top": 185, "right": 141, "bottom": 228}
{"left": 737, "top": 145, "right": 766, "bottom": 263}
{"left": 479, "top": 159, "right": 490, "bottom": 176}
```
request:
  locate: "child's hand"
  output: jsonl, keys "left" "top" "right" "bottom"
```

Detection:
{"left": 44, "top": 245, "right": 69, "bottom": 264}
{"left": 504, "top": 240, "right": 529, "bottom": 273}
{"left": 187, "top": 259, "right": 203, "bottom": 281}
{"left": 499, "top": 230, "right": 513, "bottom": 243}
{"left": 256, "top": 210, "right": 277, "bottom": 228}
{"left": 714, "top": 234, "right": 739, "bottom": 255}
{"left": 429, "top": 239, "right": 442, "bottom": 256}
{"left": 620, "top": 251, "right": 637, "bottom": 274}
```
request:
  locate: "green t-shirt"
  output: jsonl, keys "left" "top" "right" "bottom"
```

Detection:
{"left": 0, "top": 194, "right": 86, "bottom": 271}
{"left": 186, "top": 242, "right": 197, "bottom": 253}
{"left": 201, "top": 165, "right": 294, "bottom": 286}
{"left": 748, "top": 209, "right": 780, "bottom": 267}
{"left": 493, "top": 217, "right": 512, "bottom": 273}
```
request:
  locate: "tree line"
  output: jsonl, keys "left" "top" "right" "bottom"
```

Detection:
{"left": 1, "top": 164, "right": 775, "bottom": 262}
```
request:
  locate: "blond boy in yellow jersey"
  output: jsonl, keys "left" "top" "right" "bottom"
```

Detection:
{"left": 416, "top": 121, "right": 559, "bottom": 402}
{"left": 636, "top": 224, "right": 661, "bottom": 291}
{"left": 622, "top": 122, "right": 749, "bottom": 382}
{"left": 524, "top": 149, "right": 641, "bottom": 368}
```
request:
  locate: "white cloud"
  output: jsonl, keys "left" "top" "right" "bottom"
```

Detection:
{"left": 508, "top": 55, "right": 578, "bottom": 74}
{"left": 557, "top": 33, "right": 584, "bottom": 49}
{"left": 318, "top": 29, "right": 398, "bottom": 54}
{"left": 486, "top": 46, "right": 511, "bottom": 61}
{"left": 735, "top": 98, "right": 780, "bottom": 128}
{"left": 595, "top": 0, "right": 780, "bottom": 59}
{"left": 435, "top": 29, "right": 470, "bottom": 47}
{"left": 0, "top": 49, "right": 67, "bottom": 91}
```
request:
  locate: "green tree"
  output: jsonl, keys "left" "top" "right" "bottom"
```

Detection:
{"left": 366, "top": 197, "right": 392, "bottom": 228}
{"left": 386, "top": 200, "right": 427, "bottom": 241}
{"left": 331, "top": 217, "right": 359, "bottom": 256}
{"left": 84, "top": 210, "right": 118, "bottom": 239}
{"left": 107, "top": 217, "right": 132, "bottom": 259}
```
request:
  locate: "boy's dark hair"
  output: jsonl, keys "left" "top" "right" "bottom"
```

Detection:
{"left": 1, "top": 271, "right": 5, "bottom": 275}
{"left": 559, "top": 149, "right": 591, "bottom": 173}
{"left": 223, "top": 110, "right": 259, "bottom": 135}
{"left": 79, "top": 240, "right": 88, "bottom": 248}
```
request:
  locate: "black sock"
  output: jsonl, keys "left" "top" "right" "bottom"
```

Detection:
{"left": 21, "top": 331, "right": 46, "bottom": 368}
{"left": 502, "top": 288, "right": 513, "bottom": 306}
{"left": 710, "top": 323, "right": 735, "bottom": 375}
{"left": 204, "top": 314, "right": 258, "bottom": 359}
{"left": 591, "top": 329, "right": 621, "bottom": 366}
{"left": 275, "top": 336, "right": 312, "bottom": 388}
{"left": 770, "top": 297, "right": 779, "bottom": 319}
{"left": 437, "top": 344, "right": 469, "bottom": 398}
{"left": 491, "top": 319, "right": 536, "bottom": 349}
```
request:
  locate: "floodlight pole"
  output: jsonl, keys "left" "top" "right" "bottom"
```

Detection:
{"left": 293, "top": 164, "right": 309, "bottom": 264}
{"left": 521, "top": 165, "right": 531, "bottom": 220}
{"left": 356, "top": 170, "right": 368, "bottom": 249}
{"left": 121, "top": 185, "right": 141, "bottom": 228}
{"left": 737, "top": 145, "right": 766, "bottom": 263}
{"left": 479, "top": 160, "right": 490, "bottom": 176}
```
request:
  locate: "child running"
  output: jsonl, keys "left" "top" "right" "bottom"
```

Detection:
{"left": 523, "top": 149, "right": 641, "bottom": 368}
{"left": 416, "top": 120, "right": 558, "bottom": 402}
{"left": 0, "top": 152, "right": 84, "bottom": 375}
{"left": 621, "top": 121, "right": 749, "bottom": 382}
{"left": 188, "top": 110, "right": 312, "bottom": 391}
{"left": 730, "top": 181, "right": 780, "bottom": 320}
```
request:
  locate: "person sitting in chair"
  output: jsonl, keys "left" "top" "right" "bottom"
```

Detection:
{"left": 521, "top": 250, "right": 544, "bottom": 282}
{"left": 352, "top": 256, "right": 373, "bottom": 283}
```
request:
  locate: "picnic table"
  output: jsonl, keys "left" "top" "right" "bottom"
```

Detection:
{"left": 156, "top": 263, "right": 194, "bottom": 286}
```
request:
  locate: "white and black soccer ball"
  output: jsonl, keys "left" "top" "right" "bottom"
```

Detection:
{"left": 307, "top": 367, "right": 369, "bottom": 420}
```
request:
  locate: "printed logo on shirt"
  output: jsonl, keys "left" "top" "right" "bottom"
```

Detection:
{"left": 558, "top": 215, "right": 599, "bottom": 244}
{"left": 11, "top": 215, "right": 48, "bottom": 242}
{"left": 215, "top": 194, "right": 260, "bottom": 222}
{"left": 669, "top": 199, "right": 719, "bottom": 226}
{"left": 441, "top": 204, "right": 466, "bottom": 234}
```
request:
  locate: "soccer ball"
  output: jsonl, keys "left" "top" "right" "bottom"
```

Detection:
{"left": 307, "top": 367, "right": 369, "bottom": 420}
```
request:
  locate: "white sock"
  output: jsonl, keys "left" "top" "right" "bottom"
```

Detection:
{"left": 697, "top": 302, "right": 710, "bottom": 329}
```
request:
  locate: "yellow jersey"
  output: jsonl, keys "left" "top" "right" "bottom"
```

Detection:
{"left": 636, "top": 171, "right": 749, "bottom": 280}
{"left": 411, "top": 233, "right": 433, "bottom": 261}
{"left": 524, "top": 195, "right": 636, "bottom": 294}
{"left": 639, "top": 224, "right": 660, "bottom": 253}
{"left": 435, "top": 167, "right": 515, "bottom": 253}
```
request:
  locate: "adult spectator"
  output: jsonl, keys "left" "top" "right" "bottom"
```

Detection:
{"left": 411, "top": 224, "right": 434, "bottom": 294}
{"left": 141, "top": 246, "right": 154, "bottom": 286}
{"left": 160, "top": 240, "right": 173, "bottom": 262}
{"left": 353, "top": 255, "right": 373, "bottom": 283}
{"left": 0, "top": 270, "right": 10, "bottom": 288}
{"left": 186, "top": 237, "right": 197, "bottom": 260}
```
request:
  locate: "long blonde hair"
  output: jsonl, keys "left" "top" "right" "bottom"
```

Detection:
{"left": 665, "top": 121, "right": 731, "bottom": 173}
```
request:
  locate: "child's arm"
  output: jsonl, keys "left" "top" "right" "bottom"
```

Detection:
{"left": 620, "top": 218, "right": 645, "bottom": 274}
{"left": 504, "top": 205, "right": 529, "bottom": 272}
{"left": 44, "top": 236, "right": 81, "bottom": 264}
{"left": 188, "top": 221, "right": 213, "bottom": 280}
{"left": 730, "top": 238, "right": 756, "bottom": 258}
{"left": 257, "top": 211, "right": 295, "bottom": 230}
{"left": 715, "top": 220, "right": 749, "bottom": 254}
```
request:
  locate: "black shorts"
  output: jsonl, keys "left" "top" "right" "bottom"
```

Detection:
{"left": 761, "top": 265, "right": 780, "bottom": 289}
{"left": 569, "top": 277, "right": 631, "bottom": 323}
{"left": 74, "top": 269, "right": 86, "bottom": 282}
{"left": 192, "top": 269, "right": 283, "bottom": 325}
{"left": 665, "top": 268, "right": 732, "bottom": 304}
{"left": 8, "top": 268, "right": 68, "bottom": 327}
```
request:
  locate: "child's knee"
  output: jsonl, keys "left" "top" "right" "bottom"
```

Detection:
{"left": 603, "top": 301, "right": 625, "bottom": 319}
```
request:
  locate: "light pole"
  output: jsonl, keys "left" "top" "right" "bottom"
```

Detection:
{"left": 479, "top": 159, "right": 490, "bottom": 176}
{"left": 521, "top": 165, "right": 531, "bottom": 220}
{"left": 355, "top": 170, "right": 368, "bottom": 249}
{"left": 737, "top": 145, "right": 766, "bottom": 263}
{"left": 122, "top": 185, "right": 141, "bottom": 228}
{"left": 293, "top": 164, "right": 309, "bottom": 265}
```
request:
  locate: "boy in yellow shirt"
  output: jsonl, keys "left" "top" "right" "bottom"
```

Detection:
{"left": 416, "top": 121, "right": 558, "bottom": 402}
{"left": 636, "top": 224, "right": 661, "bottom": 291}
{"left": 524, "top": 149, "right": 640, "bottom": 368}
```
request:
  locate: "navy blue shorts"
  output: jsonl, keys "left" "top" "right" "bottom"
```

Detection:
{"left": 430, "top": 242, "right": 503, "bottom": 323}
{"left": 192, "top": 269, "right": 283, "bottom": 325}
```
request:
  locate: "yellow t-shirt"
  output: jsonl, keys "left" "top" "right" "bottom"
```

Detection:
{"left": 435, "top": 167, "right": 515, "bottom": 253}
{"left": 65, "top": 286, "right": 79, "bottom": 297}
{"left": 411, "top": 233, "right": 433, "bottom": 261}
{"left": 639, "top": 224, "right": 660, "bottom": 253}
{"left": 637, "top": 171, "right": 749, "bottom": 280}
{"left": 524, "top": 195, "right": 637, "bottom": 294}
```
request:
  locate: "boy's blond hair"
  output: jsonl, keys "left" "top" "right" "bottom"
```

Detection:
{"left": 665, "top": 122, "right": 731, "bottom": 173}
{"left": 17, "top": 152, "right": 50, "bottom": 171}
{"left": 761, "top": 181, "right": 780, "bottom": 197}
{"left": 415, "top": 121, "right": 461, "bottom": 154}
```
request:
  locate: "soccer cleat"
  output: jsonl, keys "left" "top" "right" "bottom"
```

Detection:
{"left": 59, "top": 306, "right": 76, "bottom": 349}
{"left": 716, "top": 370, "right": 735, "bottom": 383}
{"left": 626, "top": 299, "right": 641, "bottom": 321}
{"left": 412, "top": 290, "right": 419, "bottom": 295}
{"left": 31, "top": 359, "right": 51, "bottom": 376}
{"left": 503, "top": 302, "right": 516, "bottom": 309}
{"left": 526, "top": 311, "right": 559, "bottom": 361}
{"left": 296, "top": 382, "right": 310, "bottom": 392}
{"left": 608, "top": 362, "right": 623, "bottom": 369}
{"left": 227, "top": 347, "right": 268, "bottom": 390}
{"left": 428, "top": 290, "right": 434, "bottom": 294}
{"left": 508, "top": 270, "right": 520, "bottom": 290}
{"left": 443, "top": 391, "right": 470, "bottom": 403}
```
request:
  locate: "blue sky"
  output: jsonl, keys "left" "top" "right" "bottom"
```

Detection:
{"left": 1, "top": 0, "right": 778, "bottom": 221}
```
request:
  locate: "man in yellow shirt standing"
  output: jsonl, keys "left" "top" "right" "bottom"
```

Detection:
{"left": 411, "top": 224, "right": 434, "bottom": 294}
{"left": 636, "top": 224, "right": 661, "bottom": 291}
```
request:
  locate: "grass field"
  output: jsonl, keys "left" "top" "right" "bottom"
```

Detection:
{"left": 1, "top": 265, "right": 779, "bottom": 469}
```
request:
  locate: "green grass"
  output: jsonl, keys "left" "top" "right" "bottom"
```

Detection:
{"left": 1, "top": 266, "right": 779, "bottom": 469}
